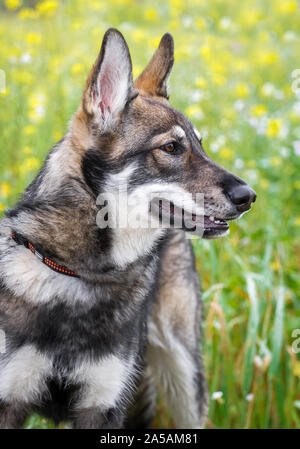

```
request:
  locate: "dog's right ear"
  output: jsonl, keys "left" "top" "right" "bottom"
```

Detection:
{"left": 82, "top": 29, "right": 137, "bottom": 132}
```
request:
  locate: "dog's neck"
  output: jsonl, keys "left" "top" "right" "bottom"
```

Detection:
{"left": 6, "top": 133, "right": 165, "bottom": 277}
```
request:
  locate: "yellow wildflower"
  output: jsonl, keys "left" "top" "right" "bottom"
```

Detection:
{"left": 71, "top": 63, "right": 84, "bottom": 75}
{"left": 266, "top": 119, "right": 283, "bottom": 138}
{"left": 29, "top": 95, "right": 44, "bottom": 109}
{"left": 131, "top": 29, "right": 146, "bottom": 42}
{"left": 37, "top": 0, "right": 59, "bottom": 17}
{"left": 5, "top": 0, "right": 22, "bottom": 10}
{"left": 241, "top": 9, "right": 262, "bottom": 26}
{"left": 150, "top": 36, "right": 161, "bottom": 49}
{"left": 169, "top": 20, "right": 179, "bottom": 31}
{"left": 28, "top": 93, "right": 46, "bottom": 122}
{"left": 133, "top": 65, "right": 143, "bottom": 79}
{"left": 270, "top": 156, "right": 282, "bottom": 167}
{"left": 20, "top": 157, "right": 40, "bottom": 175}
{"left": 28, "top": 110, "right": 43, "bottom": 122}
{"left": 0, "top": 182, "right": 12, "bottom": 198}
{"left": 234, "top": 59, "right": 250, "bottom": 73}
{"left": 212, "top": 73, "right": 226, "bottom": 86}
{"left": 70, "top": 20, "right": 83, "bottom": 31}
{"left": 169, "top": 0, "right": 184, "bottom": 9}
{"left": 26, "top": 32, "right": 41, "bottom": 45}
{"left": 194, "top": 77, "right": 207, "bottom": 89}
{"left": 184, "top": 105, "right": 203, "bottom": 120}
{"left": 251, "top": 105, "right": 267, "bottom": 117}
{"left": 258, "top": 51, "right": 278, "bottom": 65}
{"left": 196, "top": 18, "right": 207, "bottom": 30}
{"left": 0, "top": 87, "right": 10, "bottom": 97}
{"left": 258, "top": 31, "right": 269, "bottom": 43}
{"left": 23, "top": 125, "right": 36, "bottom": 135}
{"left": 235, "top": 83, "right": 250, "bottom": 98}
{"left": 144, "top": 7, "right": 158, "bottom": 21}
{"left": 53, "top": 131, "right": 63, "bottom": 141}
{"left": 199, "top": 45, "right": 211, "bottom": 59}
{"left": 219, "top": 147, "right": 234, "bottom": 159}
{"left": 294, "top": 217, "right": 300, "bottom": 226}
{"left": 279, "top": 1, "right": 298, "bottom": 14}
{"left": 211, "top": 61, "right": 226, "bottom": 76}
{"left": 0, "top": 204, "right": 5, "bottom": 214}
{"left": 90, "top": 0, "right": 105, "bottom": 11}
{"left": 18, "top": 8, "right": 39, "bottom": 20}
{"left": 270, "top": 261, "right": 280, "bottom": 271}
{"left": 14, "top": 71, "right": 33, "bottom": 84}
{"left": 169, "top": 0, "right": 184, "bottom": 17}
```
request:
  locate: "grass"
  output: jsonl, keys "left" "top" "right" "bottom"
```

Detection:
{"left": 1, "top": 0, "right": 300, "bottom": 429}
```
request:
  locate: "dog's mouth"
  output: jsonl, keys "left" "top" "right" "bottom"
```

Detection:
{"left": 149, "top": 199, "right": 230, "bottom": 238}
{"left": 201, "top": 215, "right": 229, "bottom": 238}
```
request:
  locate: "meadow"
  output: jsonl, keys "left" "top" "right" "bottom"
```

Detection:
{"left": 0, "top": 0, "right": 300, "bottom": 429}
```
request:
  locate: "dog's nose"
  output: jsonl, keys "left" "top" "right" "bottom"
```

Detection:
{"left": 227, "top": 184, "right": 256, "bottom": 212}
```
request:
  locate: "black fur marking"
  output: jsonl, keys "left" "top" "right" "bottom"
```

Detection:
{"left": 81, "top": 148, "right": 110, "bottom": 196}
{"left": 0, "top": 399, "right": 30, "bottom": 429}
{"left": 34, "top": 378, "right": 81, "bottom": 425}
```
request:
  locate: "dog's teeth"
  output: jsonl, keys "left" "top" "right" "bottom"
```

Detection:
{"left": 209, "top": 216, "right": 215, "bottom": 222}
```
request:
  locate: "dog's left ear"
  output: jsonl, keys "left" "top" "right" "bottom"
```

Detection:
{"left": 82, "top": 28, "right": 137, "bottom": 131}
{"left": 134, "top": 33, "right": 174, "bottom": 99}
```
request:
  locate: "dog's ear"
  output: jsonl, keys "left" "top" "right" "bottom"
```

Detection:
{"left": 134, "top": 33, "right": 174, "bottom": 99}
{"left": 82, "top": 28, "right": 137, "bottom": 131}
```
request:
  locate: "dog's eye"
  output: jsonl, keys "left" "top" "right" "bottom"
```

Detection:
{"left": 160, "top": 142, "right": 177, "bottom": 154}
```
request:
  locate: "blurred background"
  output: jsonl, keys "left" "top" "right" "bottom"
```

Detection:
{"left": 0, "top": 0, "right": 300, "bottom": 429}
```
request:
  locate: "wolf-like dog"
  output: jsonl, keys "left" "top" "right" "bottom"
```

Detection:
{"left": 0, "top": 29, "right": 256, "bottom": 429}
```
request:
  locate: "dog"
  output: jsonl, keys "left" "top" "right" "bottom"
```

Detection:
{"left": 0, "top": 29, "right": 256, "bottom": 429}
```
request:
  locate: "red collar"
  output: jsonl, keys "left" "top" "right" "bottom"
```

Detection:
{"left": 11, "top": 232, "right": 79, "bottom": 278}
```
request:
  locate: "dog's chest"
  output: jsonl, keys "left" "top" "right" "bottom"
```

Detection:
{"left": 0, "top": 241, "right": 160, "bottom": 411}
{"left": 1, "top": 252, "right": 157, "bottom": 359}
{"left": 0, "top": 278, "right": 150, "bottom": 407}
{"left": 27, "top": 284, "right": 150, "bottom": 365}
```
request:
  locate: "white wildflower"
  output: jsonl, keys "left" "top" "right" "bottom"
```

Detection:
{"left": 293, "top": 141, "right": 300, "bottom": 156}
{"left": 234, "top": 158, "right": 244, "bottom": 169}
{"left": 219, "top": 17, "right": 232, "bottom": 30}
{"left": 212, "top": 391, "right": 223, "bottom": 400}
{"left": 20, "top": 53, "right": 33, "bottom": 64}
{"left": 234, "top": 100, "right": 245, "bottom": 111}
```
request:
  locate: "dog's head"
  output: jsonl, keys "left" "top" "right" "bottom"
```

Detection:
{"left": 75, "top": 29, "right": 256, "bottom": 239}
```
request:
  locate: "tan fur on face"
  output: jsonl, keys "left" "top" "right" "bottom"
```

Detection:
{"left": 70, "top": 106, "right": 94, "bottom": 152}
